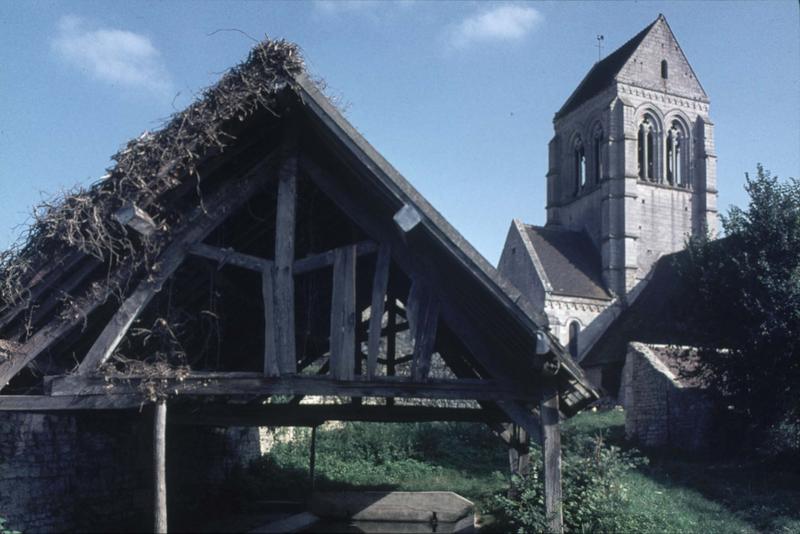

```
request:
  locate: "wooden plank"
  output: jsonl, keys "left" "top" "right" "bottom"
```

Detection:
{"left": 262, "top": 266, "right": 280, "bottom": 377}
{"left": 366, "top": 244, "right": 391, "bottom": 379}
{"left": 293, "top": 241, "right": 377, "bottom": 275}
{"left": 273, "top": 155, "right": 298, "bottom": 374}
{"left": 410, "top": 282, "right": 440, "bottom": 382}
{"left": 189, "top": 243, "right": 271, "bottom": 272}
{"left": 541, "top": 379, "right": 563, "bottom": 533}
{"left": 47, "top": 373, "right": 534, "bottom": 401}
{"left": 154, "top": 399, "right": 168, "bottom": 534}
{"left": 329, "top": 245, "right": 356, "bottom": 380}
{"left": 169, "top": 403, "right": 498, "bottom": 427}
{"left": 0, "top": 394, "right": 145, "bottom": 411}
{"left": 75, "top": 153, "right": 280, "bottom": 375}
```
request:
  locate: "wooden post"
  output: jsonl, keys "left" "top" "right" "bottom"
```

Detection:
{"left": 541, "top": 380, "right": 563, "bottom": 534}
{"left": 366, "top": 244, "right": 391, "bottom": 379}
{"left": 309, "top": 425, "right": 318, "bottom": 493}
{"left": 263, "top": 266, "right": 280, "bottom": 377}
{"left": 330, "top": 245, "right": 356, "bottom": 380}
{"left": 386, "top": 293, "right": 396, "bottom": 407}
{"left": 154, "top": 399, "right": 168, "bottom": 534}
{"left": 507, "top": 424, "right": 530, "bottom": 479}
{"left": 274, "top": 155, "right": 298, "bottom": 374}
{"left": 409, "top": 282, "right": 440, "bottom": 382}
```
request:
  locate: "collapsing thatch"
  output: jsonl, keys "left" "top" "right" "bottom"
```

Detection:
{"left": 0, "top": 39, "right": 303, "bottom": 319}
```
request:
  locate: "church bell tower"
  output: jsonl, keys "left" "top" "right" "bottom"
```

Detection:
{"left": 545, "top": 14, "right": 717, "bottom": 297}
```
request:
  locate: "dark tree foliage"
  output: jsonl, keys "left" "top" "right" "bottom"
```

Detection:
{"left": 680, "top": 165, "right": 799, "bottom": 449}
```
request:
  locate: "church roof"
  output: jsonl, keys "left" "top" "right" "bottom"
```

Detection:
{"left": 581, "top": 248, "right": 701, "bottom": 367}
{"left": 524, "top": 225, "right": 612, "bottom": 301}
{"left": 555, "top": 17, "right": 658, "bottom": 120}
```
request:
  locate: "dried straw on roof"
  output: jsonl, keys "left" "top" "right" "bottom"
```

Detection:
{"left": 0, "top": 39, "right": 303, "bottom": 313}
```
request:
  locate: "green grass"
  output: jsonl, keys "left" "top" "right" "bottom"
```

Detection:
{"left": 230, "top": 413, "right": 800, "bottom": 532}
{"left": 565, "top": 409, "right": 800, "bottom": 533}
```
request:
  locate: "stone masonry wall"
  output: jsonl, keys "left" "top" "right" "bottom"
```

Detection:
{"left": 621, "top": 342, "right": 713, "bottom": 452}
{"left": 0, "top": 411, "right": 262, "bottom": 533}
{"left": 0, "top": 412, "right": 151, "bottom": 533}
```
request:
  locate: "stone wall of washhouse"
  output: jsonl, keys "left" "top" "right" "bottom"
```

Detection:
{"left": 621, "top": 342, "right": 713, "bottom": 452}
{"left": 0, "top": 411, "right": 262, "bottom": 533}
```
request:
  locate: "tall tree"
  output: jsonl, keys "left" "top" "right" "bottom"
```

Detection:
{"left": 681, "top": 165, "right": 799, "bottom": 446}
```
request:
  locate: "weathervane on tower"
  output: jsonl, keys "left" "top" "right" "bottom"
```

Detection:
{"left": 596, "top": 34, "right": 605, "bottom": 62}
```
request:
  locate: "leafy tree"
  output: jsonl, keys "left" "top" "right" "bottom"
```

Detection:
{"left": 680, "top": 165, "right": 799, "bottom": 451}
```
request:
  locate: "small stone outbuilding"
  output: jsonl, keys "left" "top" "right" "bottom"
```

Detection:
{"left": 621, "top": 342, "right": 713, "bottom": 451}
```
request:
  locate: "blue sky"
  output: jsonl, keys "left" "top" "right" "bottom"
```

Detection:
{"left": 1, "top": 1, "right": 798, "bottom": 264}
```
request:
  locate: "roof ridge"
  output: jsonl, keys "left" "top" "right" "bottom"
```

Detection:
{"left": 554, "top": 16, "right": 660, "bottom": 120}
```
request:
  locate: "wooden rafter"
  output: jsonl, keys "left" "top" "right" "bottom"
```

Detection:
{"left": 76, "top": 153, "right": 281, "bottom": 375}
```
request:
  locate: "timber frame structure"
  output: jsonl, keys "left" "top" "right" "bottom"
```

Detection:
{"left": 0, "top": 40, "right": 597, "bottom": 532}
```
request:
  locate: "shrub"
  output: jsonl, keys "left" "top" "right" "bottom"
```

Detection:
{"left": 488, "top": 435, "right": 654, "bottom": 533}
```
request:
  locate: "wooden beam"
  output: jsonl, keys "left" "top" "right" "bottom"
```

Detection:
{"left": 273, "top": 155, "right": 298, "bottom": 375}
{"left": 154, "top": 399, "right": 168, "bottom": 534}
{"left": 541, "top": 379, "right": 563, "bottom": 533}
{"left": 0, "top": 394, "right": 145, "bottom": 411}
{"left": 189, "top": 243, "right": 271, "bottom": 272}
{"left": 263, "top": 266, "right": 280, "bottom": 377}
{"left": 329, "top": 245, "right": 356, "bottom": 380}
{"left": 75, "top": 153, "right": 280, "bottom": 375}
{"left": 293, "top": 241, "right": 377, "bottom": 276}
{"left": 168, "top": 403, "right": 499, "bottom": 427}
{"left": 47, "top": 373, "right": 535, "bottom": 401}
{"left": 495, "top": 400, "right": 543, "bottom": 447}
{"left": 410, "top": 282, "right": 440, "bottom": 382}
{"left": 366, "top": 244, "right": 391, "bottom": 379}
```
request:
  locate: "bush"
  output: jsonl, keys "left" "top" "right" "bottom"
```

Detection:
{"left": 488, "top": 435, "right": 654, "bottom": 533}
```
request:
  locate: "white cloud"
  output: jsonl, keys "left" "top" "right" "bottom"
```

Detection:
{"left": 446, "top": 4, "right": 542, "bottom": 50}
{"left": 314, "top": 0, "right": 377, "bottom": 14}
{"left": 52, "top": 15, "right": 172, "bottom": 96}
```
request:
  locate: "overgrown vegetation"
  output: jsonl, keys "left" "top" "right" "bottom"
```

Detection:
{"left": 223, "top": 422, "right": 509, "bottom": 508}
{"left": 679, "top": 165, "right": 799, "bottom": 458}
{"left": 0, "top": 38, "right": 303, "bottom": 329}
{"left": 219, "top": 412, "right": 799, "bottom": 533}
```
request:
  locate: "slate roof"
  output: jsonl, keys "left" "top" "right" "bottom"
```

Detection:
{"left": 525, "top": 225, "right": 611, "bottom": 301}
{"left": 581, "top": 249, "right": 697, "bottom": 367}
{"left": 554, "top": 17, "right": 658, "bottom": 120}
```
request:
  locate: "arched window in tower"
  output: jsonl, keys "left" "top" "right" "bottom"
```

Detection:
{"left": 592, "top": 126, "right": 604, "bottom": 184}
{"left": 666, "top": 120, "right": 689, "bottom": 188}
{"left": 637, "top": 117, "right": 657, "bottom": 182}
{"left": 573, "top": 137, "right": 586, "bottom": 195}
{"left": 661, "top": 59, "right": 668, "bottom": 79}
{"left": 568, "top": 321, "right": 580, "bottom": 359}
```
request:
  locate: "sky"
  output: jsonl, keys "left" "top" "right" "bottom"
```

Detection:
{"left": 1, "top": 1, "right": 798, "bottom": 265}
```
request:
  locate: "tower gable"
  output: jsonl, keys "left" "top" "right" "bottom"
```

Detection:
{"left": 616, "top": 15, "right": 708, "bottom": 102}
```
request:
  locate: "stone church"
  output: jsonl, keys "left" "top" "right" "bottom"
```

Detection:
{"left": 498, "top": 14, "right": 718, "bottom": 395}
